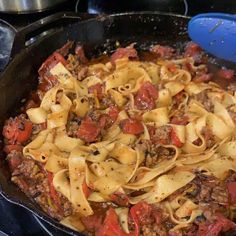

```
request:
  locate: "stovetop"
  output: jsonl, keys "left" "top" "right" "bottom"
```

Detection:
{"left": 0, "top": 0, "right": 235, "bottom": 235}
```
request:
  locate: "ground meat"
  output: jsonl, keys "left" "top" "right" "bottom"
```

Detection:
{"left": 137, "top": 139, "right": 176, "bottom": 167}
{"left": 193, "top": 73, "right": 212, "bottom": 83}
{"left": 67, "top": 120, "right": 80, "bottom": 137}
{"left": 148, "top": 125, "right": 172, "bottom": 145}
{"left": 141, "top": 224, "right": 167, "bottom": 236}
{"left": 182, "top": 224, "right": 198, "bottom": 236}
{"left": 11, "top": 158, "right": 73, "bottom": 220}
{"left": 87, "top": 110, "right": 102, "bottom": 122}
{"left": 193, "top": 91, "right": 213, "bottom": 112}
{"left": 201, "top": 126, "right": 215, "bottom": 148}
{"left": 150, "top": 45, "right": 175, "bottom": 59}
{"left": 211, "top": 185, "right": 229, "bottom": 205}
{"left": 100, "top": 96, "right": 113, "bottom": 108}
{"left": 12, "top": 159, "right": 38, "bottom": 178}
{"left": 193, "top": 173, "right": 229, "bottom": 205}
{"left": 32, "top": 123, "right": 46, "bottom": 135}
{"left": 6, "top": 150, "right": 23, "bottom": 171}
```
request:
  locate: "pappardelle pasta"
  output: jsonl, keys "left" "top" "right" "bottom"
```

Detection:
{"left": 3, "top": 42, "right": 236, "bottom": 236}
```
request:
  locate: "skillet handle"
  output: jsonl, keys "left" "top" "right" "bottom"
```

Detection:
{"left": 10, "top": 12, "right": 96, "bottom": 58}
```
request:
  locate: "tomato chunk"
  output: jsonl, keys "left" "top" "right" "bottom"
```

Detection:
{"left": 4, "top": 144, "right": 23, "bottom": 154}
{"left": 227, "top": 182, "right": 236, "bottom": 203}
{"left": 170, "top": 115, "right": 189, "bottom": 125}
{"left": 88, "top": 83, "right": 104, "bottom": 99}
{"left": 96, "top": 208, "right": 129, "bottom": 236}
{"left": 120, "top": 119, "right": 144, "bottom": 135}
{"left": 38, "top": 52, "right": 67, "bottom": 78}
{"left": 193, "top": 73, "right": 212, "bottom": 83}
{"left": 130, "top": 201, "right": 152, "bottom": 235}
{"left": 110, "top": 192, "right": 129, "bottom": 207}
{"left": 218, "top": 69, "right": 234, "bottom": 80}
{"left": 47, "top": 172, "right": 61, "bottom": 207}
{"left": 3, "top": 116, "right": 32, "bottom": 145}
{"left": 197, "top": 214, "right": 236, "bottom": 236}
{"left": 111, "top": 46, "right": 138, "bottom": 64}
{"left": 82, "top": 181, "right": 92, "bottom": 198}
{"left": 77, "top": 117, "right": 101, "bottom": 143}
{"left": 150, "top": 45, "right": 175, "bottom": 58}
{"left": 184, "top": 42, "right": 202, "bottom": 57}
{"left": 134, "top": 82, "right": 158, "bottom": 110}
{"left": 81, "top": 214, "right": 103, "bottom": 233}
{"left": 170, "top": 129, "right": 183, "bottom": 148}
{"left": 108, "top": 105, "right": 119, "bottom": 123}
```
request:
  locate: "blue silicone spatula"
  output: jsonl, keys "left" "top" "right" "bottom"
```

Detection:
{"left": 188, "top": 13, "right": 236, "bottom": 62}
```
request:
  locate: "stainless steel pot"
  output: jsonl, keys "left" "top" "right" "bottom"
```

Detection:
{"left": 0, "top": 0, "right": 69, "bottom": 13}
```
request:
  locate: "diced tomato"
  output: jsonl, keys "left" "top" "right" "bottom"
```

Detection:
{"left": 170, "top": 115, "right": 189, "bottom": 125}
{"left": 25, "top": 99, "right": 38, "bottom": 110}
{"left": 98, "top": 114, "right": 112, "bottom": 130}
{"left": 3, "top": 117, "right": 32, "bottom": 145}
{"left": 134, "top": 82, "right": 158, "bottom": 110}
{"left": 75, "top": 44, "right": 88, "bottom": 64}
{"left": 151, "top": 209, "right": 162, "bottom": 225}
{"left": 174, "top": 92, "right": 184, "bottom": 104}
{"left": 57, "top": 41, "right": 73, "bottom": 56}
{"left": 147, "top": 125, "right": 156, "bottom": 138}
{"left": 7, "top": 153, "right": 22, "bottom": 171}
{"left": 167, "top": 63, "right": 177, "bottom": 73}
{"left": 98, "top": 115, "right": 109, "bottom": 130}
{"left": 110, "top": 192, "right": 129, "bottom": 207}
{"left": 120, "top": 119, "right": 144, "bottom": 135}
{"left": 184, "top": 42, "right": 207, "bottom": 64}
{"left": 108, "top": 105, "right": 119, "bottom": 123}
{"left": 38, "top": 75, "right": 59, "bottom": 92}
{"left": 227, "top": 182, "right": 236, "bottom": 203}
{"left": 184, "top": 42, "right": 202, "bottom": 57}
{"left": 82, "top": 181, "right": 92, "bottom": 198}
{"left": 88, "top": 83, "right": 104, "bottom": 99}
{"left": 96, "top": 208, "right": 130, "bottom": 236}
{"left": 185, "top": 62, "right": 194, "bottom": 73}
{"left": 81, "top": 214, "right": 103, "bottom": 233}
{"left": 147, "top": 125, "right": 171, "bottom": 145}
{"left": 141, "top": 81, "right": 158, "bottom": 99}
{"left": 77, "top": 117, "right": 101, "bottom": 143}
{"left": 111, "top": 46, "right": 138, "bottom": 64}
{"left": 170, "top": 129, "right": 183, "bottom": 148}
{"left": 193, "top": 73, "right": 212, "bottom": 83}
{"left": 130, "top": 202, "right": 152, "bottom": 235}
{"left": 217, "top": 69, "right": 234, "bottom": 80}
{"left": 40, "top": 122, "right": 47, "bottom": 130}
{"left": 47, "top": 172, "right": 61, "bottom": 207}
{"left": 197, "top": 214, "right": 236, "bottom": 236}
{"left": 24, "top": 91, "right": 40, "bottom": 111}
{"left": 16, "top": 121, "right": 33, "bottom": 143}
{"left": 4, "top": 144, "right": 23, "bottom": 154}
{"left": 150, "top": 45, "right": 175, "bottom": 58}
{"left": 38, "top": 52, "right": 67, "bottom": 78}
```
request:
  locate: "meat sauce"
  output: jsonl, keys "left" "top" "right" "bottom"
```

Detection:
{"left": 3, "top": 43, "right": 236, "bottom": 236}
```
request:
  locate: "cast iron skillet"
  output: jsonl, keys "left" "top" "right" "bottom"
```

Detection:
{"left": 0, "top": 11, "right": 234, "bottom": 235}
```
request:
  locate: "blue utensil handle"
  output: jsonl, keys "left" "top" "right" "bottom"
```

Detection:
{"left": 188, "top": 13, "right": 236, "bottom": 62}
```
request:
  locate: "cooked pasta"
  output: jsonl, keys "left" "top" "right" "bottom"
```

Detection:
{"left": 3, "top": 42, "right": 236, "bottom": 236}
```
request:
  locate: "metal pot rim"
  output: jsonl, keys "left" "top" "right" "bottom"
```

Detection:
{"left": 0, "top": 0, "right": 68, "bottom": 14}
